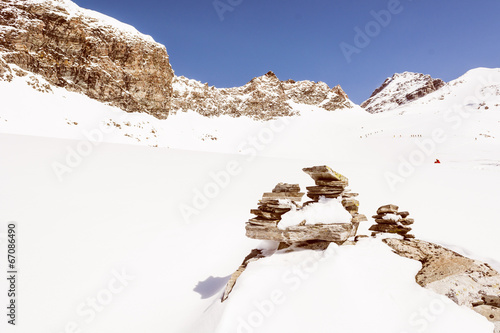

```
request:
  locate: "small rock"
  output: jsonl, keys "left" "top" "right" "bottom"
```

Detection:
{"left": 376, "top": 204, "right": 399, "bottom": 214}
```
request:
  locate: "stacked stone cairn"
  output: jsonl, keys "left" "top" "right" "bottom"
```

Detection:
{"left": 303, "top": 166, "right": 368, "bottom": 233}
{"left": 245, "top": 166, "right": 367, "bottom": 246}
{"left": 247, "top": 182, "right": 304, "bottom": 229}
{"left": 369, "top": 204, "right": 415, "bottom": 239}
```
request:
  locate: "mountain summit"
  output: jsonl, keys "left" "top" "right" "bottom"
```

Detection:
{"left": 171, "top": 71, "right": 353, "bottom": 120}
{"left": 361, "top": 72, "right": 445, "bottom": 113}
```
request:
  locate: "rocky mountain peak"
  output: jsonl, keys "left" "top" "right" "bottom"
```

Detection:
{"left": 0, "top": 0, "right": 174, "bottom": 118}
{"left": 361, "top": 71, "right": 445, "bottom": 113}
{"left": 171, "top": 72, "right": 354, "bottom": 119}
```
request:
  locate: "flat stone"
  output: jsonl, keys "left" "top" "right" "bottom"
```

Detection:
{"left": 374, "top": 218, "right": 399, "bottom": 224}
{"left": 303, "top": 165, "right": 348, "bottom": 182}
{"left": 307, "top": 193, "right": 342, "bottom": 200}
{"left": 369, "top": 224, "right": 411, "bottom": 234}
{"left": 306, "top": 186, "right": 345, "bottom": 193}
{"left": 221, "top": 249, "right": 265, "bottom": 302}
{"left": 258, "top": 205, "right": 292, "bottom": 214}
{"left": 342, "top": 192, "right": 359, "bottom": 198}
{"left": 398, "top": 211, "right": 410, "bottom": 218}
{"left": 272, "top": 183, "right": 301, "bottom": 193}
{"left": 247, "top": 218, "right": 279, "bottom": 226}
{"left": 376, "top": 204, "right": 399, "bottom": 215}
{"left": 403, "top": 234, "right": 416, "bottom": 239}
{"left": 315, "top": 180, "right": 349, "bottom": 187}
{"left": 250, "top": 209, "right": 283, "bottom": 220}
{"left": 262, "top": 192, "right": 304, "bottom": 200}
{"left": 246, "top": 222, "right": 354, "bottom": 244}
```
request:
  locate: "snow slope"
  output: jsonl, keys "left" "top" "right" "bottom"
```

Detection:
{"left": 1, "top": 67, "right": 500, "bottom": 332}
{"left": 0, "top": 134, "right": 497, "bottom": 333}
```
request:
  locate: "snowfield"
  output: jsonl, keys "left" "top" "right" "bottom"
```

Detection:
{"left": 0, "top": 66, "right": 500, "bottom": 332}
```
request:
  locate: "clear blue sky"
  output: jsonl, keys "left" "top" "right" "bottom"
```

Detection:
{"left": 74, "top": 0, "right": 500, "bottom": 104}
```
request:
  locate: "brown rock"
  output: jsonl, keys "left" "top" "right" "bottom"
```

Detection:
{"left": 272, "top": 183, "right": 301, "bottom": 193}
{"left": 398, "top": 211, "right": 410, "bottom": 218}
{"left": 246, "top": 222, "right": 354, "bottom": 244}
{"left": 0, "top": 0, "right": 174, "bottom": 118}
{"left": 303, "top": 165, "right": 348, "bottom": 182}
{"left": 376, "top": 204, "right": 399, "bottom": 215}
{"left": 221, "top": 249, "right": 266, "bottom": 302}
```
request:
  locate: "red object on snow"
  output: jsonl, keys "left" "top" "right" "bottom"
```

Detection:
{"left": 434, "top": 159, "right": 441, "bottom": 164}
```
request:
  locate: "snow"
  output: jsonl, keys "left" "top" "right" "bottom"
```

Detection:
{"left": 0, "top": 65, "right": 500, "bottom": 332}
{"left": 383, "top": 213, "right": 402, "bottom": 222}
{"left": 196, "top": 239, "right": 492, "bottom": 332}
{"left": 277, "top": 197, "right": 352, "bottom": 229}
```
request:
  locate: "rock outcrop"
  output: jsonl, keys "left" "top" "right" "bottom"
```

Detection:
{"left": 361, "top": 72, "right": 445, "bottom": 114}
{"left": 245, "top": 166, "right": 367, "bottom": 245}
{"left": 0, "top": 0, "right": 174, "bottom": 118}
{"left": 369, "top": 204, "right": 414, "bottom": 239}
{"left": 171, "top": 72, "right": 354, "bottom": 120}
{"left": 384, "top": 238, "right": 500, "bottom": 332}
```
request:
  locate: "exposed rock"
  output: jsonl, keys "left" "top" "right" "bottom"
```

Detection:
{"left": 370, "top": 205, "right": 414, "bottom": 239}
{"left": 383, "top": 238, "right": 500, "bottom": 330}
{"left": 221, "top": 249, "right": 265, "bottom": 302}
{"left": 171, "top": 73, "right": 354, "bottom": 120}
{"left": 0, "top": 0, "right": 174, "bottom": 118}
{"left": 376, "top": 204, "right": 399, "bottom": 214}
{"left": 361, "top": 72, "right": 445, "bottom": 114}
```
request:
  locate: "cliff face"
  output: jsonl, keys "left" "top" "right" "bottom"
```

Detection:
{"left": 171, "top": 71, "right": 353, "bottom": 120}
{"left": 0, "top": 0, "right": 174, "bottom": 118}
{"left": 361, "top": 72, "right": 445, "bottom": 114}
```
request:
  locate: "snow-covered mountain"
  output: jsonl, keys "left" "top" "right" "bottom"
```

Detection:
{"left": 1, "top": 1, "right": 500, "bottom": 333}
{"left": 362, "top": 72, "right": 445, "bottom": 113}
{"left": 171, "top": 71, "right": 353, "bottom": 119}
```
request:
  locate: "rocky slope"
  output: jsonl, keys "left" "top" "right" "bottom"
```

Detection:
{"left": 171, "top": 71, "right": 353, "bottom": 120}
{"left": 0, "top": 0, "right": 174, "bottom": 118}
{"left": 385, "top": 238, "right": 500, "bottom": 332}
{"left": 361, "top": 72, "right": 445, "bottom": 113}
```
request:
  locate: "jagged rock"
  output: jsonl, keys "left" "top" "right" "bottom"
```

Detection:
{"left": 221, "top": 249, "right": 266, "bottom": 302}
{"left": 384, "top": 238, "right": 500, "bottom": 332}
{"left": 361, "top": 72, "right": 445, "bottom": 114}
{"left": 171, "top": 74, "right": 354, "bottom": 120}
{"left": 0, "top": 0, "right": 174, "bottom": 118}
{"left": 376, "top": 204, "right": 399, "bottom": 214}
{"left": 245, "top": 222, "right": 354, "bottom": 244}
{"left": 272, "top": 183, "right": 301, "bottom": 193}
{"left": 383, "top": 238, "right": 500, "bottom": 330}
